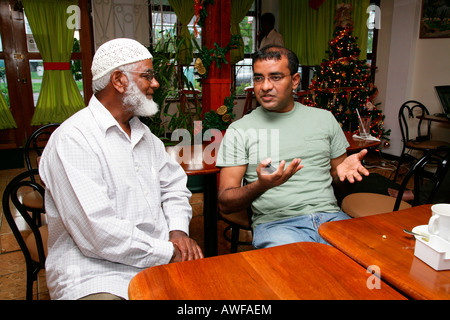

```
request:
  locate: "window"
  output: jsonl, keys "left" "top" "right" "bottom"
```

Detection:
{"left": 150, "top": 0, "right": 202, "bottom": 91}
{"left": 233, "top": 3, "right": 257, "bottom": 95}
{"left": 0, "top": 33, "right": 8, "bottom": 106}
{"left": 150, "top": 0, "right": 257, "bottom": 96}
{"left": 366, "top": 0, "right": 380, "bottom": 81}
{"left": 150, "top": 2, "right": 177, "bottom": 45}
{"left": 24, "top": 11, "right": 86, "bottom": 106}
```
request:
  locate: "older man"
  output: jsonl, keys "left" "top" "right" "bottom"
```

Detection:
{"left": 39, "top": 38, "right": 203, "bottom": 300}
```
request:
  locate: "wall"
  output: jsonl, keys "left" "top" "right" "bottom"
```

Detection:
{"left": 375, "top": 0, "right": 450, "bottom": 157}
{"left": 92, "top": 0, "right": 150, "bottom": 49}
{"left": 410, "top": 38, "right": 450, "bottom": 142}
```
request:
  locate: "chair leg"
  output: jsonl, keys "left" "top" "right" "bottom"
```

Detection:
{"left": 230, "top": 226, "right": 240, "bottom": 253}
{"left": 26, "top": 269, "right": 34, "bottom": 300}
{"left": 393, "top": 155, "right": 404, "bottom": 182}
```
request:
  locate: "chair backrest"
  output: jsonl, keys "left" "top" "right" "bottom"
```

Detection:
{"left": 24, "top": 123, "right": 59, "bottom": 182}
{"left": 2, "top": 169, "right": 47, "bottom": 269}
{"left": 398, "top": 100, "right": 431, "bottom": 144}
{"left": 393, "top": 146, "right": 450, "bottom": 210}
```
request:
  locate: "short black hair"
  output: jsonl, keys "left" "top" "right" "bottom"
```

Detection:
{"left": 252, "top": 45, "right": 299, "bottom": 75}
{"left": 261, "top": 12, "right": 275, "bottom": 29}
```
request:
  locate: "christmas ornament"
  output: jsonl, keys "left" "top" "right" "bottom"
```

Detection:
{"left": 222, "top": 114, "right": 232, "bottom": 123}
{"left": 217, "top": 105, "right": 227, "bottom": 115}
{"left": 194, "top": 58, "right": 206, "bottom": 75}
{"left": 193, "top": 0, "right": 204, "bottom": 38}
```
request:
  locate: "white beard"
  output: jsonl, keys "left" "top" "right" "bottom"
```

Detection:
{"left": 122, "top": 79, "right": 159, "bottom": 117}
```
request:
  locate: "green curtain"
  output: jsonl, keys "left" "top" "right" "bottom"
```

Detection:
{"left": 280, "top": 0, "right": 370, "bottom": 66}
{"left": 22, "top": 0, "right": 85, "bottom": 125}
{"left": 0, "top": 92, "right": 17, "bottom": 130}
{"left": 169, "top": 0, "right": 195, "bottom": 65}
{"left": 230, "top": 0, "right": 254, "bottom": 65}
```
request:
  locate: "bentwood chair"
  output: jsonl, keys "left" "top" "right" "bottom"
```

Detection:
{"left": 219, "top": 207, "right": 253, "bottom": 253}
{"left": 2, "top": 169, "right": 48, "bottom": 300}
{"left": 341, "top": 146, "right": 450, "bottom": 218}
{"left": 242, "top": 86, "right": 255, "bottom": 116}
{"left": 22, "top": 124, "right": 59, "bottom": 225}
{"left": 218, "top": 179, "right": 254, "bottom": 253}
{"left": 393, "top": 101, "right": 449, "bottom": 181}
{"left": 25, "top": 123, "right": 60, "bottom": 172}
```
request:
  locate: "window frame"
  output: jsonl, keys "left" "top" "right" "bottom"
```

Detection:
{"left": 231, "top": 0, "right": 258, "bottom": 97}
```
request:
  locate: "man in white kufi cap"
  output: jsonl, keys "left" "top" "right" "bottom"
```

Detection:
{"left": 39, "top": 38, "right": 203, "bottom": 300}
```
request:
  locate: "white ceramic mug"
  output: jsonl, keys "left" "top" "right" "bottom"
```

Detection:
{"left": 428, "top": 204, "right": 450, "bottom": 242}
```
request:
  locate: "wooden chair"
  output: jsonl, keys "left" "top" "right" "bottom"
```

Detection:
{"left": 341, "top": 147, "right": 450, "bottom": 218}
{"left": 22, "top": 123, "right": 59, "bottom": 225}
{"left": 25, "top": 124, "right": 60, "bottom": 171}
{"left": 295, "top": 90, "right": 312, "bottom": 105}
{"left": 393, "top": 101, "right": 449, "bottom": 181}
{"left": 242, "top": 86, "right": 254, "bottom": 116}
{"left": 2, "top": 169, "right": 48, "bottom": 300}
{"left": 218, "top": 178, "right": 254, "bottom": 253}
{"left": 179, "top": 88, "right": 201, "bottom": 115}
{"left": 219, "top": 207, "right": 253, "bottom": 253}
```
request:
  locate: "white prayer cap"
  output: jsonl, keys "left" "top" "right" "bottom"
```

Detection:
{"left": 91, "top": 38, "right": 153, "bottom": 81}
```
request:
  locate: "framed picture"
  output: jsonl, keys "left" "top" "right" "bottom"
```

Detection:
{"left": 419, "top": 0, "right": 450, "bottom": 38}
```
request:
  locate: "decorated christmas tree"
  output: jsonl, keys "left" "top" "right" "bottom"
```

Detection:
{"left": 304, "top": 3, "right": 390, "bottom": 141}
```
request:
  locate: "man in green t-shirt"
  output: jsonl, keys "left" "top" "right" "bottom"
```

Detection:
{"left": 216, "top": 46, "right": 369, "bottom": 248}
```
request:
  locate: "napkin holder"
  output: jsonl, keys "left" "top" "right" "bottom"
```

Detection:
{"left": 414, "top": 234, "right": 450, "bottom": 271}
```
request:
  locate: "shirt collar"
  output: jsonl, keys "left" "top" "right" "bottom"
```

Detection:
{"left": 88, "top": 95, "right": 120, "bottom": 135}
{"left": 88, "top": 95, "right": 147, "bottom": 143}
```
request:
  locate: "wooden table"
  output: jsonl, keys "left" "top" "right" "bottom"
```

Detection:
{"left": 128, "top": 242, "right": 405, "bottom": 300}
{"left": 166, "top": 144, "right": 220, "bottom": 257}
{"left": 319, "top": 204, "right": 450, "bottom": 300}
{"left": 345, "top": 131, "right": 381, "bottom": 153}
{"left": 417, "top": 114, "right": 450, "bottom": 125}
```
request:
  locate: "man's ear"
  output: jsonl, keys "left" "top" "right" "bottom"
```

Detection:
{"left": 110, "top": 70, "right": 128, "bottom": 94}
{"left": 292, "top": 72, "right": 301, "bottom": 91}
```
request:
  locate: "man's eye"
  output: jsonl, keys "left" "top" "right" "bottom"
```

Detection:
{"left": 270, "top": 76, "right": 282, "bottom": 81}
{"left": 254, "top": 76, "right": 264, "bottom": 82}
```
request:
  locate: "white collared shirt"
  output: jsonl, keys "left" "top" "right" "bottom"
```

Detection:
{"left": 39, "top": 96, "right": 192, "bottom": 300}
{"left": 259, "top": 29, "right": 284, "bottom": 49}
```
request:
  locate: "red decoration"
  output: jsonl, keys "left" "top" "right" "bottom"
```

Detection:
{"left": 193, "top": 0, "right": 204, "bottom": 38}
{"left": 309, "top": 0, "right": 326, "bottom": 10}
{"left": 43, "top": 62, "right": 71, "bottom": 70}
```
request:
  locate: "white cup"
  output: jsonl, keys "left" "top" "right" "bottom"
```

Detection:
{"left": 428, "top": 204, "right": 450, "bottom": 242}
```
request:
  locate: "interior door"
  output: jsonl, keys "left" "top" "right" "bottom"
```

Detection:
{"left": 0, "top": 0, "right": 35, "bottom": 149}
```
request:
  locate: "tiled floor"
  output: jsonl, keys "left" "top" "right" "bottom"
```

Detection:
{"left": 0, "top": 150, "right": 403, "bottom": 300}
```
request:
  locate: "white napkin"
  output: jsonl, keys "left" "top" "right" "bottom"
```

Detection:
{"left": 352, "top": 134, "right": 381, "bottom": 142}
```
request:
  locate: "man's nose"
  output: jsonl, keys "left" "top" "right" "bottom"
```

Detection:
{"left": 151, "top": 77, "right": 160, "bottom": 89}
{"left": 260, "top": 78, "right": 274, "bottom": 91}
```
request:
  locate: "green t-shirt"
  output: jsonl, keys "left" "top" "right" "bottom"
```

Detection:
{"left": 216, "top": 102, "right": 349, "bottom": 227}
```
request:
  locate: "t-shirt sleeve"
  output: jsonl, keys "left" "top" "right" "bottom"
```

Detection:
{"left": 329, "top": 113, "right": 350, "bottom": 159}
{"left": 216, "top": 126, "right": 248, "bottom": 167}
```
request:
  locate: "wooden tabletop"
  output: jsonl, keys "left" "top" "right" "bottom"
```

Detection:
{"left": 166, "top": 144, "right": 220, "bottom": 176}
{"left": 417, "top": 114, "right": 450, "bottom": 125}
{"left": 128, "top": 242, "right": 406, "bottom": 300}
{"left": 319, "top": 204, "right": 450, "bottom": 300}
{"left": 345, "top": 131, "right": 381, "bottom": 153}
